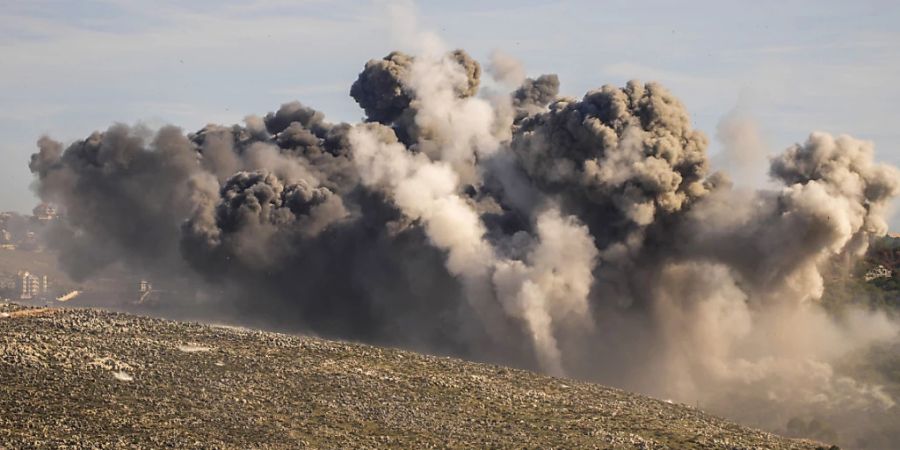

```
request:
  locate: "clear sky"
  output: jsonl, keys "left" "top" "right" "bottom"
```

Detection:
{"left": 2, "top": 0, "right": 899, "bottom": 228}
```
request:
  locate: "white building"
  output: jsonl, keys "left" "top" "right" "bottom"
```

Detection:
{"left": 16, "top": 271, "right": 48, "bottom": 299}
{"left": 32, "top": 203, "right": 59, "bottom": 224}
{"left": 864, "top": 265, "right": 893, "bottom": 282}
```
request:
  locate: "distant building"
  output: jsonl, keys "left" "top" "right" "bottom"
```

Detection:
{"left": 32, "top": 203, "right": 59, "bottom": 224}
{"left": 16, "top": 271, "right": 49, "bottom": 299}
{"left": 137, "top": 280, "right": 154, "bottom": 304}
{"left": 864, "top": 264, "right": 893, "bottom": 282}
{"left": 0, "top": 229, "right": 14, "bottom": 250}
{"left": 0, "top": 213, "right": 19, "bottom": 250}
{"left": 18, "top": 231, "right": 41, "bottom": 251}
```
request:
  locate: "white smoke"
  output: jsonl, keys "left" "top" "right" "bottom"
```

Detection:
{"left": 349, "top": 45, "right": 599, "bottom": 375}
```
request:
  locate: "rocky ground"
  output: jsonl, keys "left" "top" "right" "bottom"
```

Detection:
{"left": 0, "top": 303, "right": 833, "bottom": 449}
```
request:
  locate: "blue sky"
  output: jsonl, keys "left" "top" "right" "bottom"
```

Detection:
{"left": 2, "top": 0, "right": 899, "bottom": 227}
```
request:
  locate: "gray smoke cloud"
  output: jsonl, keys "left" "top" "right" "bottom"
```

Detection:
{"left": 28, "top": 124, "right": 200, "bottom": 280}
{"left": 181, "top": 170, "right": 348, "bottom": 271}
{"left": 350, "top": 51, "right": 415, "bottom": 124}
{"left": 511, "top": 74, "right": 559, "bottom": 120}
{"left": 713, "top": 105, "right": 770, "bottom": 187}
{"left": 28, "top": 41, "right": 900, "bottom": 448}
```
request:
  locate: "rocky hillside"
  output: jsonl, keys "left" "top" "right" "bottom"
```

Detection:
{"left": 0, "top": 303, "right": 831, "bottom": 449}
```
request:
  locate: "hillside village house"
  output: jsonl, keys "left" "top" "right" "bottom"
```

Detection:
{"left": 864, "top": 264, "right": 893, "bottom": 282}
{"left": 15, "top": 271, "right": 48, "bottom": 299}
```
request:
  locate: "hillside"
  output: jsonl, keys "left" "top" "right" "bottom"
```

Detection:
{"left": 821, "top": 234, "right": 900, "bottom": 311}
{"left": 0, "top": 303, "right": 830, "bottom": 449}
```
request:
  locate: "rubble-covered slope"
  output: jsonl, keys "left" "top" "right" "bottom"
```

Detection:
{"left": 0, "top": 303, "right": 828, "bottom": 449}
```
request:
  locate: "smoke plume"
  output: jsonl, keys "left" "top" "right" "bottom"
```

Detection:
{"left": 28, "top": 39, "right": 900, "bottom": 447}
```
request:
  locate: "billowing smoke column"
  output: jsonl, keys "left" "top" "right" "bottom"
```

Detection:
{"left": 29, "top": 44, "right": 900, "bottom": 446}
